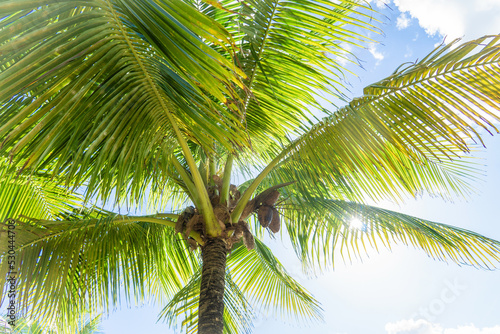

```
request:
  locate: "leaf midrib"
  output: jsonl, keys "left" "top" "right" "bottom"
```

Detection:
{"left": 243, "top": 0, "right": 281, "bottom": 107}
{"left": 104, "top": 0, "right": 171, "bottom": 117}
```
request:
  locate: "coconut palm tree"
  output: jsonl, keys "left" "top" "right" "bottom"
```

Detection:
{"left": 1, "top": 0, "right": 500, "bottom": 333}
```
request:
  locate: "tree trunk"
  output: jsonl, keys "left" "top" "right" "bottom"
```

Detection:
{"left": 198, "top": 237, "right": 227, "bottom": 333}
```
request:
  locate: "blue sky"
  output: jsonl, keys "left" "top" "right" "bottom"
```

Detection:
{"left": 100, "top": 1, "right": 500, "bottom": 333}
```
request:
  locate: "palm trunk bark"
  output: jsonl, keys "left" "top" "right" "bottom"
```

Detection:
{"left": 198, "top": 237, "right": 227, "bottom": 333}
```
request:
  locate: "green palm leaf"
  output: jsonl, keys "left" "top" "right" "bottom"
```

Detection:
{"left": 0, "top": 212, "right": 197, "bottom": 330}
{"left": 76, "top": 314, "right": 103, "bottom": 334}
{"left": 0, "top": 163, "right": 82, "bottom": 221}
{"left": 0, "top": 0, "right": 247, "bottom": 203}
{"left": 6, "top": 314, "right": 103, "bottom": 334}
{"left": 280, "top": 195, "right": 500, "bottom": 271}
{"left": 270, "top": 35, "right": 500, "bottom": 202}
{"left": 213, "top": 0, "right": 378, "bottom": 148}
{"left": 227, "top": 238, "right": 323, "bottom": 323}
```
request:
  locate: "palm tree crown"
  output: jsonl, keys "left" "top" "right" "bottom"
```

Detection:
{"left": 1, "top": 0, "right": 500, "bottom": 333}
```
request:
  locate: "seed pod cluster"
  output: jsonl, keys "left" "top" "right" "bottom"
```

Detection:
{"left": 257, "top": 206, "right": 280, "bottom": 232}
{"left": 187, "top": 238, "right": 198, "bottom": 251}
{"left": 263, "top": 190, "right": 280, "bottom": 206}
{"left": 229, "top": 222, "right": 244, "bottom": 243}
{"left": 211, "top": 175, "right": 223, "bottom": 188}
{"left": 174, "top": 207, "right": 206, "bottom": 252}
{"left": 184, "top": 214, "right": 202, "bottom": 239}
{"left": 174, "top": 182, "right": 286, "bottom": 253}
{"left": 228, "top": 184, "right": 241, "bottom": 210}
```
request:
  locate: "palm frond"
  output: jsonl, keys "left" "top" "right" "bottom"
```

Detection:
{"left": 0, "top": 213, "right": 197, "bottom": 330}
{"left": 9, "top": 317, "right": 49, "bottom": 334}
{"left": 0, "top": 0, "right": 247, "bottom": 204}
{"left": 76, "top": 314, "right": 103, "bottom": 334}
{"left": 0, "top": 163, "right": 82, "bottom": 221}
{"left": 272, "top": 35, "right": 500, "bottom": 202}
{"left": 281, "top": 196, "right": 500, "bottom": 271}
{"left": 6, "top": 314, "right": 103, "bottom": 334}
{"left": 228, "top": 239, "right": 323, "bottom": 324}
{"left": 273, "top": 142, "right": 482, "bottom": 203}
{"left": 217, "top": 0, "right": 378, "bottom": 148}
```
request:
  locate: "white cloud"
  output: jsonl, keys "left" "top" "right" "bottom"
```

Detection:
{"left": 369, "top": 0, "right": 388, "bottom": 9}
{"left": 368, "top": 44, "right": 384, "bottom": 63}
{"left": 386, "top": 319, "right": 500, "bottom": 334}
{"left": 386, "top": 319, "right": 441, "bottom": 334}
{"left": 396, "top": 13, "right": 411, "bottom": 30}
{"left": 392, "top": 0, "right": 500, "bottom": 41}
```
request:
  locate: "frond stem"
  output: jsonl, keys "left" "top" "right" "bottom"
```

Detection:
{"left": 220, "top": 154, "right": 234, "bottom": 206}
{"left": 231, "top": 140, "right": 299, "bottom": 222}
{"left": 18, "top": 215, "right": 204, "bottom": 250}
{"left": 103, "top": 0, "right": 218, "bottom": 234}
{"left": 171, "top": 157, "right": 201, "bottom": 208}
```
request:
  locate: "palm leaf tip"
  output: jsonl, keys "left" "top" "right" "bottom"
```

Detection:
{"left": 230, "top": 0, "right": 380, "bottom": 147}
{"left": 283, "top": 197, "right": 500, "bottom": 270}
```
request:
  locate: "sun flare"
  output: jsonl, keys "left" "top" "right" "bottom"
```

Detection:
{"left": 349, "top": 217, "right": 364, "bottom": 230}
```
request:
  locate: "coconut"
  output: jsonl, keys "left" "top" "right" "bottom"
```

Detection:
{"left": 262, "top": 190, "right": 280, "bottom": 206}
{"left": 269, "top": 208, "right": 280, "bottom": 233}
{"left": 257, "top": 205, "right": 273, "bottom": 227}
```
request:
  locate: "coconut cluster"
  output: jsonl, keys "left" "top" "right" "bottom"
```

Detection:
{"left": 175, "top": 175, "right": 283, "bottom": 251}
